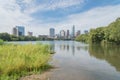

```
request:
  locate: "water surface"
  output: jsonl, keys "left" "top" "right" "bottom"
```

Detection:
{"left": 10, "top": 41, "right": 120, "bottom": 80}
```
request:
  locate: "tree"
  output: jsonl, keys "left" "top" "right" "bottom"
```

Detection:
{"left": 75, "top": 34, "right": 89, "bottom": 43}
{"left": 89, "top": 27, "right": 105, "bottom": 43}
{"left": 0, "top": 33, "right": 11, "bottom": 41}
{"left": 76, "top": 17, "right": 120, "bottom": 44}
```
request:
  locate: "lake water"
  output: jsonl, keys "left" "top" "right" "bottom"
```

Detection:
{"left": 10, "top": 41, "right": 120, "bottom": 80}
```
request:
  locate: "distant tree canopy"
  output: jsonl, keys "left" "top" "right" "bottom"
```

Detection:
{"left": 0, "top": 33, "right": 49, "bottom": 41}
{"left": 75, "top": 17, "right": 120, "bottom": 44}
{"left": 0, "top": 33, "right": 11, "bottom": 41}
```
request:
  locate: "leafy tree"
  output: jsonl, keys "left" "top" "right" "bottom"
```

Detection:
{"left": 104, "top": 18, "right": 120, "bottom": 44}
{"left": 76, "top": 17, "right": 120, "bottom": 44}
{"left": 0, "top": 33, "right": 11, "bottom": 41}
{"left": 89, "top": 27, "right": 105, "bottom": 43}
{"left": 75, "top": 34, "right": 89, "bottom": 43}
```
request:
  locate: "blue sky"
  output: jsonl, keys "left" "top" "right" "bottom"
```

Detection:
{"left": 0, "top": 0, "right": 120, "bottom": 36}
{"left": 31, "top": 0, "right": 120, "bottom": 21}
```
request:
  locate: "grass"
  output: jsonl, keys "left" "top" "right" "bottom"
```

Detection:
{"left": 0, "top": 43, "right": 52, "bottom": 80}
{"left": 0, "top": 39, "right": 4, "bottom": 45}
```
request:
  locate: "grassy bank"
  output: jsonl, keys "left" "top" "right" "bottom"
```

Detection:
{"left": 0, "top": 39, "right": 4, "bottom": 45}
{"left": 0, "top": 43, "right": 52, "bottom": 80}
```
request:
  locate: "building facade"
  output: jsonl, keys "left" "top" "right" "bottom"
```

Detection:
{"left": 49, "top": 28, "right": 55, "bottom": 38}
{"left": 28, "top": 32, "right": 33, "bottom": 36}
{"left": 13, "top": 26, "right": 25, "bottom": 36}
{"left": 76, "top": 30, "right": 81, "bottom": 37}
{"left": 71, "top": 25, "right": 75, "bottom": 38}
{"left": 13, "top": 27, "right": 17, "bottom": 36}
{"left": 60, "top": 30, "right": 65, "bottom": 37}
{"left": 66, "top": 30, "right": 69, "bottom": 38}
{"left": 84, "top": 30, "right": 88, "bottom": 34}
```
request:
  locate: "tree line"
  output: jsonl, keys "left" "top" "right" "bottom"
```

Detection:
{"left": 0, "top": 33, "right": 52, "bottom": 41}
{"left": 76, "top": 18, "right": 120, "bottom": 44}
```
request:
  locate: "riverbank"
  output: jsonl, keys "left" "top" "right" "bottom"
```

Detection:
{"left": 0, "top": 43, "right": 52, "bottom": 80}
{"left": 20, "top": 69, "right": 53, "bottom": 80}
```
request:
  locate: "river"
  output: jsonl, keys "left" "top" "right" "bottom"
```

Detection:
{"left": 10, "top": 41, "right": 120, "bottom": 80}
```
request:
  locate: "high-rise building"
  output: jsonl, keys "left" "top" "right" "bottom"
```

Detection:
{"left": 66, "top": 30, "right": 69, "bottom": 38}
{"left": 84, "top": 30, "right": 88, "bottom": 34}
{"left": 13, "top": 27, "right": 17, "bottom": 36}
{"left": 13, "top": 26, "right": 25, "bottom": 36}
{"left": 71, "top": 25, "right": 75, "bottom": 38}
{"left": 16, "top": 26, "right": 25, "bottom": 36}
{"left": 49, "top": 28, "right": 55, "bottom": 38}
{"left": 60, "top": 30, "right": 65, "bottom": 37}
{"left": 76, "top": 30, "right": 81, "bottom": 37}
{"left": 28, "top": 32, "right": 33, "bottom": 36}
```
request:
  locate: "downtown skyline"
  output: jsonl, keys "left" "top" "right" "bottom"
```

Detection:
{"left": 0, "top": 0, "right": 120, "bottom": 36}
{"left": 12, "top": 25, "right": 82, "bottom": 38}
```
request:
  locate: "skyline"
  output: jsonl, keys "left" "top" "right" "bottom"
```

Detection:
{"left": 0, "top": 0, "right": 120, "bottom": 36}
{"left": 12, "top": 25, "right": 81, "bottom": 37}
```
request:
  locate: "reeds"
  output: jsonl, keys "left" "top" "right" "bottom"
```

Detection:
{"left": 0, "top": 39, "right": 4, "bottom": 45}
{"left": 0, "top": 43, "right": 52, "bottom": 80}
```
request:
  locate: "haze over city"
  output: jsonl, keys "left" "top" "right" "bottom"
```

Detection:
{"left": 0, "top": 0, "right": 120, "bottom": 36}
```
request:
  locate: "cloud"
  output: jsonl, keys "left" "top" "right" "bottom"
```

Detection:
{"left": 22, "top": 0, "right": 33, "bottom": 4}
{"left": 0, "top": 0, "right": 120, "bottom": 36}
{"left": 47, "top": 0, "right": 84, "bottom": 10}
{"left": 0, "top": 0, "right": 86, "bottom": 36}
{"left": 29, "top": 3, "right": 120, "bottom": 35}
{"left": 0, "top": 0, "right": 33, "bottom": 34}
{"left": 24, "top": 0, "right": 85, "bottom": 14}
{"left": 52, "top": 4, "right": 120, "bottom": 33}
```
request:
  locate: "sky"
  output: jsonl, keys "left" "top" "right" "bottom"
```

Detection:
{"left": 0, "top": 0, "right": 120, "bottom": 36}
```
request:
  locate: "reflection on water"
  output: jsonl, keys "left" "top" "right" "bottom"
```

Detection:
{"left": 51, "top": 41, "right": 88, "bottom": 51}
{"left": 48, "top": 41, "right": 120, "bottom": 80}
{"left": 49, "top": 41, "right": 120, "bottom": 73}
{"left": 49, "top": 41, "right": 55, "bottom": 52}
{"left": 89, "top": 44, "right": 120, "bottom": 72}
{"left": 8, "top": 41, "right": 120, "bottom": 80}
{"left": 57, "top": 41, "right": 88, "bottom": 56}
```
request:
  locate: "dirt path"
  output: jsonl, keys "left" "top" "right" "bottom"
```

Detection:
{"left": 19, "top": 71, "right": 52, "bottom": 80}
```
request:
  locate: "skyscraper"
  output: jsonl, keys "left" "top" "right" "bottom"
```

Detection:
{"left": 84, "top": 30, "right": 88, "bottom": 34}
{"left": 49, "top": 28, "right": 55, "bottom": 38}
{"left": 76, "top": 30, "right": 81, "bottom": 37}
{"left": 66, "top": 30, "right": 69, "bottom": 38}
{"left": 71, "top": 25, "right": 75, "bottom": 38}
{"left": 13, "top": 27, "right": 17, "bottom": 36}
{"left": 13, "top": 26, "right": 25, "bottom": 36}
{"left": 60, "top": 30, "right": 65, "bottom": 37}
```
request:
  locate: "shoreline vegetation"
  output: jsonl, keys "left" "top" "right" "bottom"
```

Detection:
{"left": 0, "top": 33, "right": 53, "bottom": 41}
{"left": 76, "top": 18, "right": 120, "bottom": 45}
{"left": 0, "top": 42, "right": 53, "bottom": 80}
